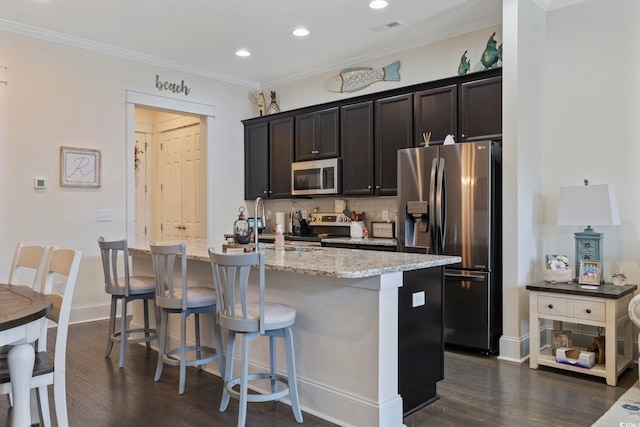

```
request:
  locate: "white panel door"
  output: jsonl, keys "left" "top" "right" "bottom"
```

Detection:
{"left": 160, "top": 124, "right": 202, "bottom": 241}
{"left": 182, "top": 125, "right": 202, "bottom": 240}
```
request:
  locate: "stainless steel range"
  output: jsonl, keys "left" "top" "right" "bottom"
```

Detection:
{"left": 287, "top": 212, "right": 351, "bottom": 242}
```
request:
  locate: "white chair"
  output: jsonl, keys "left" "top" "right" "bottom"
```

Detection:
{"left": 0, "top": 248, "right": 82, "bottom": 427}
{"left": 149, "top": 242, "right": 224, "bottom": 395}
{"left": 628, "top": 293, "right": 640, "bottom": 379}
{"left": 98, "top": 237, "right": 157, "bottom": 368}
{"left": 8, "top": 243, "right": 52, "bottom": 290}
{"left": 209, "top": 249, "right": 303, "bottom": 427}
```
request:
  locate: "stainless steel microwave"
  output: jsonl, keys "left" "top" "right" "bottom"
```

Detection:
{"left": 291, "top": 158, "right": 340, "bottom": 196}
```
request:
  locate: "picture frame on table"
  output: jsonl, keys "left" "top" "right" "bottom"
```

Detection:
{"left": 578, "top": 260, "right": 601, "bottom": 285}
{"left": 60, "top": 146, "right": 101, "bottom": 188}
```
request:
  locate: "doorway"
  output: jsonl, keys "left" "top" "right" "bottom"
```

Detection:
{"left": 135, "top": 108, "right": 204, "bottom": 241}
{"left": 126, "top": 91, "right": 215, "bottom": 243}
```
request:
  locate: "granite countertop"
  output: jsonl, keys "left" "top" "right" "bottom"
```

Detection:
{"left": 129, "top": 240, "right": 460, "bottom": 279}
{"left": 259, "top": 233, "right": 397, "bottom": 247}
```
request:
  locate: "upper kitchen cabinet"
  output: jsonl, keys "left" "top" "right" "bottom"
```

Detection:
{"left": 244, "top": 117, "right": 293, "bottom": 200}
{"left": 375, "top": 93, "right": 413, "bottom": 196}
{"left": 295, "top": 107, "right": 339, "bottom": 161}
{"left": 459, "top": 75, "right": 502, "bottom": 143}
{"left": 341, "top": 101, "right": 374, "bottom": 196}
{"left": 414, "top": 85, "right": 457, "bottom": 147}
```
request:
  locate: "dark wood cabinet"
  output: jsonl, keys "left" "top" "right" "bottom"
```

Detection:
{"left": 244, "top": 121, "right": 269, "bottom": 200}
{"left": 244, "top": 69, "right": 502, "bottom": 200}
{"left": 295, "top": 107, "right": 339, "bottom": 161}
{"left": 269, "top": 117, "right": 294, "bottom": 198}
{"left": 375, "top": 93, "right": 413, "bottom": 196}
{"left": 244, "top": 118, "right": 293, "bottom": 200}
{"left": 340, "top": 101, "right": 374, "bottom": 196}
{"left": 414, "top": 84, "right": 457, "bottom": 147}
{"left": 459, "top": 76, "right": 502, "bottom": 142}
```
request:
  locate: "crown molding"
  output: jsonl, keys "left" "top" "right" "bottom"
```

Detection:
{"left": 0, "top": 18, "right": 261, "bottom": 89}
{"left": 531, "top": 0, "right": 589, "bottom": 11}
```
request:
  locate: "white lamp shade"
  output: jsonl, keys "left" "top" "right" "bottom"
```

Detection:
{"left": 557, "top": 184, "right": 620, "bottom": 226}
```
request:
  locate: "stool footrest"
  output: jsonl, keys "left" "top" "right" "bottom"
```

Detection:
{"left": 226, "top": 372, "right": 290, "bottom": 403}
{"left": 164, "top": 345, "right": 218, "bottom": 367}
{"left": 111, "top": 328, "right": 157, "bottom": 345}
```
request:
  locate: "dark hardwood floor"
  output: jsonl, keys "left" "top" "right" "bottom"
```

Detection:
{"left": 1, "top": 320, "right": 635, "bottom": 426}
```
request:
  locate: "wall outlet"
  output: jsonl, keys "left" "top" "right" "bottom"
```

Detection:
{"left": 412, "top": 291, "right": 426, "bottom": 308}
{"left": 96, "top": 209, "right": 112, "bottom": 222}
{"left": 382, "top": 210, "right": 389, "bottom": 221}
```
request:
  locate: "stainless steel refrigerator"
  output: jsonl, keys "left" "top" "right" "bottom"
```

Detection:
{"left": 397, "top": 140, "right": 502, "bottom": 354}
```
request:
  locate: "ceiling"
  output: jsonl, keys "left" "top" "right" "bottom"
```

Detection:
{"left": 0, "top": 0, "right": 583, "bottom": 88}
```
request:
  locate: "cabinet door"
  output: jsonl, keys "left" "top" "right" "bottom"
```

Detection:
{"left": 244, "top": 121, "right": 269, "bottom": 200}
{"left": 375, "top": 93, "right": 413, "bottom": 196}
{"left": 341, "top": 101, "right": 374, "bottom": 196}
{"left": 459, "top": 76, "right": 502, "bottom": 142}
{"left": 315, "top": 107, "right": 339, "bottom": 158}
{"left": 294, "top": 112, "right": 315, "bottom": 161}
{"left": 295, "top": 107, "right": 339, "bottom": 161}
{"left": 414, "top": 85, "right": 457, "bottom": 146}
{"left": 269, "top": 117, "right": 294, "bottom": 198}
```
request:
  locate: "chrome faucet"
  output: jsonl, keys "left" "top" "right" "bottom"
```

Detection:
{"left": 254, "top": 196, "right": 266, "bottom": 251}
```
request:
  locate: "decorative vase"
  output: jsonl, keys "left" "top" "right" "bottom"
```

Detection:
{"left": 267, "top": 91, "right": 280, "bottom": 114}
{"left": 233, "top": 206, "right": 251, "bottom": 244}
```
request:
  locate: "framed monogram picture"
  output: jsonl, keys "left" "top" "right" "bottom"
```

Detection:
{"left": 60, "top": 146, "right": 101, "bottom": 188}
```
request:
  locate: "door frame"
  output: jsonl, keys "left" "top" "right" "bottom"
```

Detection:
{"left": 126, "top": 90, "right": 215, "bottom": 242}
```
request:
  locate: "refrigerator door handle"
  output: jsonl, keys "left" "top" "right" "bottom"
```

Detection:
{"left": 436, "top": 158, "right": 446, "bottom": 252}
{"left": 429, "top": 158, "right": 438, "bottom": 250}
{"left": 445, "top": 272, "right": 486, "bottom": 282}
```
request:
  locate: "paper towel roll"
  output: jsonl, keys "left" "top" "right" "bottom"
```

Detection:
{"left": 275, "top": 211, "right": 285, "bottom": 227}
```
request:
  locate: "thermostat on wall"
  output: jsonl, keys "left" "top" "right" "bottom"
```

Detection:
{"left": 33, "top": 178, "right": 46, "bottom": 189}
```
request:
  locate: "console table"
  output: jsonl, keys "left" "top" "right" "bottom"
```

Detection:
{"left": 527, "top": 281, "right": 637, "bottom": 386}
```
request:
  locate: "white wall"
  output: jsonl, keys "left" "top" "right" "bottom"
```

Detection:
{"left": 0, "top": 31, "right": 252, "bottom": 322}
{"left": 543, "top": 0, "right": 640, "bottom": 283}
{"left": 270, "top": 25, "right": 503, "bottom": 111}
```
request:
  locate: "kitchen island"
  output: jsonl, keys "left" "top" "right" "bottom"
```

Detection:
{"left": 128, "top": 240, "right": 460, "bottom": 427}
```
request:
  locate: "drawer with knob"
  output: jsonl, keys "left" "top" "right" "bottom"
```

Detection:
{"left": 537, "top": 296, "right": 567, "bottom": 316}
{"left": 536, "top": 295, "right": 605, "bottom": 321}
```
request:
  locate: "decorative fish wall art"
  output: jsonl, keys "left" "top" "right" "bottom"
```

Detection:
{"left": 324, "top": 60, "right": 400, "bottom": 93}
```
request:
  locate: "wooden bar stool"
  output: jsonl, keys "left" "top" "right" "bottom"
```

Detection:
{"left": 209, "top": 249, "right": 303, "bottom": 427}
{"left": 98, "top": 237, "right": 158, "bottom": 368}
{"left": 150, "top": 242, "right": 224, "bottom": 395}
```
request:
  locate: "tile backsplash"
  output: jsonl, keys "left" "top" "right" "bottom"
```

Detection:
{"left": 250, "top": 197, "right": 398, "bottom": 232}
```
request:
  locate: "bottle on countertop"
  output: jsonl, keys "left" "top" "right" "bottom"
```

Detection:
{"left": 275, "top": 224, "right": 285, "bottom": 253}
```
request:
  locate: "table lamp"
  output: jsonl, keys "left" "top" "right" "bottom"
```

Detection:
{"left": 557, "top": 180, "right": 620, "bottom": 283}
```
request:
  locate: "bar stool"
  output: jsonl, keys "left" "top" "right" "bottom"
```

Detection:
{"left": 209, "top": 249, "right": 303, "bottom": 427}
{"left": 98, "top": 237, "right": 158, "bottom": 368}
{"left": 150, "top": 242, "right": 224, "bottom": 395}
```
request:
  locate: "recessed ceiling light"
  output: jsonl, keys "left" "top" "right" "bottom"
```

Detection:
{"left": 235, "top": 50, "right": 251, "bottom": 57}
{"left": 369, "top": 0, "right": 388, "bottom": 9}
{"left": 292, "top": 28, "right": 310, "bottom": 37}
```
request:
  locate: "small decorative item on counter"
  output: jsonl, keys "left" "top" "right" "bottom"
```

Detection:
{"left": 266, "top": 91, "right": 280, "bottom": 114}
{"left": 544, "top": 254, "right": 572, "bottom": 283}
{"left": 233, "top": 206, "right": 251, "bottom": 244}
{"left": 275, "top": 224, "right": 285, "bottom": 253}
{"left": 363, "top": 227, "right": 369, "bottom": 239}
{"left": 612, "top": 272, "right": 627, "bottom": 286}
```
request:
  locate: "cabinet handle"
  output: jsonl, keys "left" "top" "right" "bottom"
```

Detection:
{"left": 375, "top": 185, "right": 380, "bottom": 189}
{"left": 263, "top": 190, "right": 268, "bottom": 194}
{"left": 548, "top": 304, "right": 553, "bottom": 309}
{"left": 367, "top": 185, "right": 372, "bottom": 189}
{"left": 268, "top": 190, "right": 273, "bottom": 194}
{"left": 586, "top": 308, "right": 591, "bottom": 314}
{"left": 461, "top": 133, "right": 466, "bottom": 138}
